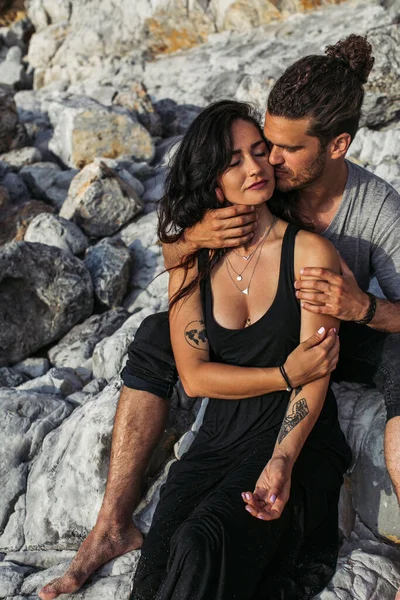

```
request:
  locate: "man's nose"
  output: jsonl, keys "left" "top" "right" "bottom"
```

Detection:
{"left": 268, "top": 146, "right": 284, "bottom": 166}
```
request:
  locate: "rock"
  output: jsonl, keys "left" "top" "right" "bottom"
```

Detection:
{"left": 81, "top": 377, "right": 108, "bottom": 395}
{"left": 0, "top": 45, "right": 30, "bottom": 89}
{"left": 0, "top": 85, "right": 20, "bottom": 153}
{"left": 123, "top": 272, "right": 169, "bottom": 314}
{"left": 23, "top": 379, "right": 121, "bottom": 549}
{"left": 0, "top": 493, "right": 26, "bottom": 552}
{"left": 20, "top": 161, "right": 61, "bottom": 200}
{"left": 0, "top": 562, "right": 33, "bottom": 597}
{"left": 154, "top": 99, "right": 201, "bottom": 137}
{"left": 142, "top": 167, "right": 166, "bottom": 203}
{"left": 45, "top": 95, "right": 155, "bottom": 168}
{"left": 1, "top": 16, "right": 35, "bottom": 51}
{"left": 134, "top": 460, "right": 175, "bottom": 535}
{"left": 26, "top": 21, "right": 69, "bottom": 71}
{"left": 48, "top": 308, "right": 129, "bottom": 369}
{"left": 84, "top": 238, "right": 132, "bottom": 308}
{"left": 348, "top": 126, "right": 400, "bottom": 190}
{"left": 17, "top": 367, "right": 85, "bottom": 398}
{"left": 314, "top": 518, "right": 400, "bottom": 599}
{"left": 0, "top": 242, "right": 93, "bottom": 366}
{"left": 1, "top": 171, "right": 29, "bottom": 202}
{"left": 4, "top": 550, "right": 75, "bottom": 569}
{"left": 113, "top": 81, "right": 163, "bottom": 137}
{"left": 362, "top": 24, "right": 400, "bottom": 128}
{"left": 92, "top": 307, "right": 154, "bottom": 381}
{"left": 0, "top": 200, "right": 55, "bottom": 246}
{"left": 25, "top": 213, "right": 89, "bottom": 255}
{"left": 0, "top": 184, "right": 10, "bottom": 210}
{"left": 0, "top": 366, "right": 27, "bottom": 387}
{"left": 335, "top": 382, "right": 400, "bottom": 542}
{"left": 13, "top": 357, "right": 50, "bottom": 379}
{"left": 60, "top": 161, "right": 144, "bottom": 237}
{"left": 0, "top": 387, "right": 73, "bottom": 542}
{"left": 0, "top": 146, "right": 42, "bottom": 171}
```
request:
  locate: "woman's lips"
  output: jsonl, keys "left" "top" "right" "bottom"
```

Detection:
{"left": 247, "top": 180, "right": 268, "bottom": 190}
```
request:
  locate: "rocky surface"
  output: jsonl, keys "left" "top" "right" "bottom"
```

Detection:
{"left": 0, "top": 242, "right": 93, "bottom": 366}
{"left": 0, "top": 0, "right": 399, "bottom": 598}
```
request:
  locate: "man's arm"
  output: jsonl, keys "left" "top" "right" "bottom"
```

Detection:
{"left": 294, "top": 256, "right": 400, "bottom": 333}
{"left": 163, "top": 204, "right": 257, "bottom": 269}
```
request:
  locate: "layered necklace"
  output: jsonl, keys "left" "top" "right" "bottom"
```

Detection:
{"left": 225, "top": 217, "right": 277, "bottom": 295}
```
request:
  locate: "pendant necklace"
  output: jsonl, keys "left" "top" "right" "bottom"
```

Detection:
{"left": 225, "top": 217, "right": 277, "bottom": 286}
{"left": 225, "top": 236, "right": 264, "bottom": 295}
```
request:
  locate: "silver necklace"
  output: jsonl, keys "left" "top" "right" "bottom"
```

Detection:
{"left": 226, "top": 217, "right": 277, "bottom": 284}
{"left": 232, "top": 225, "right": 270, "bottom": 261}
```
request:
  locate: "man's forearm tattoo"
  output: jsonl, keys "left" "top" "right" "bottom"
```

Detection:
{"left": 184, "top": 320, "right": 208, "bottom": 350}
{"left": 277, "top": 397, "right": 309, "bottom": 444}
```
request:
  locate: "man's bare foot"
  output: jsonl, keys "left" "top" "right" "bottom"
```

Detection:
{"left": 395, "top": 586, "right": 400, "bottom": 600}
{"left": 38, "top": 520, "right": 143, "bottom": 600}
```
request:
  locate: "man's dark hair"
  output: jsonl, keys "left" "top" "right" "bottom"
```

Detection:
{"left": 267, "top": 34, "right": 374, "bottom": 146}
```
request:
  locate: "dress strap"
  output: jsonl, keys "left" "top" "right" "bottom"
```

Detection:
{"left": 281, "top": 223, "right": 300, "bottom": 294}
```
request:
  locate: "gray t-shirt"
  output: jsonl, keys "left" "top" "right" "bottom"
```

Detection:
{"left": 321, "top": 160, "right": 400, "bottom": 301}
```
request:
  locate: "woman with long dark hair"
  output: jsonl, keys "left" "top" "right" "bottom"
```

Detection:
{"left": 132, "top": 100, "right": 351, "bottom": 600}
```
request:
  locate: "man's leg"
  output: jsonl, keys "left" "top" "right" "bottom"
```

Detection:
{"left": 39, "top": 312, "right": 177, "bottom": 600}
{"left": 334, "top": 323, "right": 400, "bottom": 499}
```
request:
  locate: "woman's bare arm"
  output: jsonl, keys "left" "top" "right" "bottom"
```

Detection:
{"left": 243, "top": 232, "right": 340, "bottom": 520}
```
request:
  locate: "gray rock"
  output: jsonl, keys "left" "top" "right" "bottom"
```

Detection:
{"left": 1, "top": 16, "right": 34, "bottom": 52}
{"left": 0, "top": 85, "right": 20, "bottom": 154}
{"left": 4, "top": 550, "right": 75, "bottom": 569}
{"left": 60, "top": 161, "right": 144, "bottom": 238}
{"left": 0, "top": 561, "right": 33, "bottom": 597}
{"left": 0, "top": 494, "right": 25, "bottom": 552}
{"left": 45, "top": 95, "right": 155, "bottom": 168}
{"left": 335, "top": 382, "right": 400, "bottom": 542}
{"left": 92, "top": 307, "right": 154, "bottom": 381}
{"left": 25, "top": 213, "right": 89, "bottom": 255}
{"left": 142, "top": 167, "right": 166, "bottom": 203}
{"left": 48, "top": 309, "right": 129, "bottom": 369}
{"left": 20, "top": 161, "right": 61, "bottom": 201}
{"left": 154, "top": 99, "right": 201, "bottom": 137}
{"left": 81, "top": 378, "right": 108, "bottom": 395}
{"left": 84, "top": 239, "right": 132, "bottom": 308}
{"left": 17, "top": 367, "right": 85, "bottom": 398}
{"left": 0, "top": 45, "right": 30, "bottom": 89}
{"left": 1, "top": 171, "right": 29, "bottom": 202}
{"left": 0, "top": 200, "right": 55, "bottom": 246}
{"left": 24, "top": 379, "right": 121, "bottom": 549}
{"left": 0, "top": 147, "right": 42, "bottom": 171}
{"left": 0, "top": 388, "right": 73, "bottom": 541}
{"left": 13, "top": 357, "right": 50, "bottom": 379}
{"left": 0, "top": 242, "right": 93, "bottom": 366}
{"left": 0, "top": 367, "right": 27, "bottom": 388}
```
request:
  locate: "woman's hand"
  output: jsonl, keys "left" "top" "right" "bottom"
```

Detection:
{"left": 283, "top": 326, "right": 339, "bottom": 389}
{"left": 242, "top": 454, "right": 292, "bottom": 521}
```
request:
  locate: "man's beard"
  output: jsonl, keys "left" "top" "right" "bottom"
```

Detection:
{"left": 274, "top": 149, "right": 327, "bottom": 193}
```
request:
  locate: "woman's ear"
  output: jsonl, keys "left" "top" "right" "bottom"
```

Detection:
{"left": 215, "top": 186, "right": 225, "bottom": 204}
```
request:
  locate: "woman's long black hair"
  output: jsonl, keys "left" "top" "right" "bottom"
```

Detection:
{"left": 157, "top": 100, "right": 305, "bottom": 309}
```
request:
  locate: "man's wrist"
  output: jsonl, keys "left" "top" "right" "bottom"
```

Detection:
{"left": 183, "top": 228, "right": 201, "bottom": 252}
{"left": 355, "top": 292, "right": 377, "bottom": 325}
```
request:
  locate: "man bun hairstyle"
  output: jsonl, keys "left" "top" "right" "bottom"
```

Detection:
{"left": 267, "top": 34, "right": 374, "bottom": 146}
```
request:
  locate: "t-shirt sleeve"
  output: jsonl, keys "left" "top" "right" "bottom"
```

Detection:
{"left": 370, "top": 189, "right": 400, "bottom": 301}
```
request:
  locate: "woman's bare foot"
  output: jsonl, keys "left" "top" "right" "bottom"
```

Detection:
{"left": 38, "top": 520, "right": 143, "bottom": 600}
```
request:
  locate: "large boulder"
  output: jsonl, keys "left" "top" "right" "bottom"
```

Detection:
{"left": 45, "top": 95, "right": 155, "bottom": 168}
{"left": 0, "top": 242, "right": 93, "bottom": 366}
{"left": 60, "top": 161, "right": 144, "bottom": 238}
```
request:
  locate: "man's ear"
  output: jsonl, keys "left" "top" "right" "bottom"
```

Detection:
{"left": 215, "top": 186, "right": 225, "bottom": 204}
{"left": 329, "top": 133, "right": 352, "bottom": 160}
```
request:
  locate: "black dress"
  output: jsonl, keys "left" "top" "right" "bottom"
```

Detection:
{"left": 132, "top": 224, "right": 351, "bottom": 600}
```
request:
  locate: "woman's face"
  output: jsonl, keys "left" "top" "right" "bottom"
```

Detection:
{"left": 218, "top": 119, "right": 275, "bottom": 206}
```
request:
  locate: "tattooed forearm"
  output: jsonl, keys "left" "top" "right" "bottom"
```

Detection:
{"left": 184, "top": 320, "right": 208, "bottom": 350}
{"left": 277, "top": 398, "right": 309, "bottom": 444}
